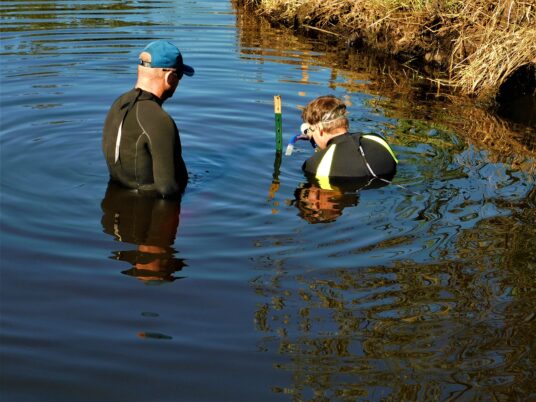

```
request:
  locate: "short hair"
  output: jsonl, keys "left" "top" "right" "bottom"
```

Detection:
{"left": 301, "top": 95, "right": 348, "bottom": 132}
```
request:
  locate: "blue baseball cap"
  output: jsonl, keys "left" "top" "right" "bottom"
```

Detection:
{"left": 139, "top": 40, "right": 194, "bottom": 77}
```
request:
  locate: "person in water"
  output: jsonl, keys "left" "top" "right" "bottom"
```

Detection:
{"left": 102, "top": 40, "right": 194, "bottom": 198}
{"left": 300, "top": 95, "right": 398, "bottom": 186}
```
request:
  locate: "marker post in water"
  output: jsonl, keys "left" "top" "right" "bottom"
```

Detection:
{"left": 274, "top": 95, "right": 283, "bottom": 153}
{"left": 269, "top": 95, "right": 283, "bottom": 205}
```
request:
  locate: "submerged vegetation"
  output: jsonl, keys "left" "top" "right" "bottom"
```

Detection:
{"left": 239, "top": 0, "right": 536, "bottom": 104}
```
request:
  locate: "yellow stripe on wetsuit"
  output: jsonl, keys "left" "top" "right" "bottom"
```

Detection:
{"left": 315, "top": 144, "right": 336, "bottom": 190}
{"left": 362, "top": 134, "right": 398, "bottom": 163}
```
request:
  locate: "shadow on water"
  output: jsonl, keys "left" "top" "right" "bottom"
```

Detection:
{"left": 100, "top": 181, "right": 187, "bottom": 284}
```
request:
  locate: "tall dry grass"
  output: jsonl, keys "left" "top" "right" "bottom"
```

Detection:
{"left": 242, "top": 0, "right": 536, "bottom": 101}
{"left": 450, "top": 1, "right": 536, "bottom": 99}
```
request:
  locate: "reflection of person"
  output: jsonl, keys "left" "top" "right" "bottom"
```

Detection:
{"left": 102, "top": 40, "right": 195, "bottom": 198}
{"left": 294, "top": 182, "right": 358, "bottom": 224}
{"left": 293, "top": 179, "right": 387, "bottom": 224}
{"left": 101, "top": 181, "right": 186, "bottom": 283}
{"left": 301, "top": 95, "right": 398, "bottom": 187}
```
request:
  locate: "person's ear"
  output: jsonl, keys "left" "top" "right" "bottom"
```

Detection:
{"left": 139, "top": 51, "right": 152, "bottom": 65}
{"left": 165, "top": 71, "right": 174, "bottom": 85}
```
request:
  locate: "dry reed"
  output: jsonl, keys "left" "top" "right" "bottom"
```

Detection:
{"left": 242, "top": 0, "right": 536, "bottom": 101}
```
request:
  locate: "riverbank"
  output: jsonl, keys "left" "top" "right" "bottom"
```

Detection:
{"left": 238, "top": 0, "right": 535, "bottom": 106}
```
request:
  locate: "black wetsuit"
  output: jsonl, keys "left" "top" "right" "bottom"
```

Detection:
{"left": 102, "top": 88, "right": 187, "bottom": 197}
{"left": 303, "top": 132, "right": 398, "bottom": 183}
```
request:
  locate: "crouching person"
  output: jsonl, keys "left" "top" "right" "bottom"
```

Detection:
{"left": 301, "top": 95, "right": 398, "bottom": 187}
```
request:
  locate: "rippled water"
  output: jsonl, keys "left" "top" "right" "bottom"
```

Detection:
{"left": 1, "top": 1, "right": 535, "bottom": 401}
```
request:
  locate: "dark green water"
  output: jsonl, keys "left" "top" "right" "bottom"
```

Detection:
{"left": 1, "top": 1, "right": 535, "bottom": 401}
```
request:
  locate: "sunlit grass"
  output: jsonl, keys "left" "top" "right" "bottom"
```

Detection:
{"left": 243, "top": 0, "right": 536, "bottom": 100}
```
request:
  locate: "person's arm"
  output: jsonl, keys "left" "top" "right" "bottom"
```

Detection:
{"left": 173, "top": 130, "right": 188, "bottom": 190}
{"left": 140, "top": 104, "right": 182, "bottom": 197}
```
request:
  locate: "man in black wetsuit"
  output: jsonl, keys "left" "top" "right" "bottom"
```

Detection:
{"left": 102, "top": 40, "right": 194, "bottom": 198}
{"left": 301, "top": 95, "right": 398, "bottom": 189}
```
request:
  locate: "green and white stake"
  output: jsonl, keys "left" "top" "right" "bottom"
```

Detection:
{"left": 274, "top": 95, "right": 282, "bottom": 153}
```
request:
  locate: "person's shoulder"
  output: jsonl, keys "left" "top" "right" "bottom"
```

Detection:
{"left": 348, "top": 132, "right": 382, "bottom": 141}
{"left": 137, "top": 97, "right": 171, "bottom": 120}
{"left": 112, "top": 88, "right": 139, "bottom": 104}
{"left": 135, "top": 98, "right": 176, "bottom": 134}
{"left": 359, "top": 133, "right": 398, "bottom": 163}
{"left": 354, "top": 132, "right": 391, "bottom": 149}
{"left": 303, "top": 147, "right": 328, "bottom": 171}
{"left": 364, "top": 132, "right": 387, "bottom": 139}
{"left": 358, "top": 132, "right": 389, "bottom": 143}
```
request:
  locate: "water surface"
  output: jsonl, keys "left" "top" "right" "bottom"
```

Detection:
{"left": 1, "top": 1, "right": 535, "bottom": 401}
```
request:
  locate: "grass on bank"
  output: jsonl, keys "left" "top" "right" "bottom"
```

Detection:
{"left": 243, "top": 0, "right": 536, "bottom": 102}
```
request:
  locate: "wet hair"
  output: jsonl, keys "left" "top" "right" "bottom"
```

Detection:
{"left": 301, "top": 95, "right": 348, "bottom": 132}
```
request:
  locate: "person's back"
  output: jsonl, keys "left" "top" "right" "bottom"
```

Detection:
{"left": 102, "top": 40, "right": 194, "bottom": 198}
{"left": 103, "top": 88, "right": 187, "bottom": 196}
{"left": 303, "top": 132, "right": 397, "bottom": 180}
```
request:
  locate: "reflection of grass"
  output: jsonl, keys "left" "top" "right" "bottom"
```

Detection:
{"left": 253, "top": 254, "right": 536, "bottom": 399}
{"left": 374, "top": 96, "right": 536, "bottom": 173}
{"left": 240, "top": 0, "right": 536, "bottom": 102}
{"left": 371, "top": 109, "right": 459, "bottom": 151}
{"left": 252, "top": 179, "right": 536, "bottom": 394}
{"left": 2, "top": 2, "right": 160, "bottom": 34}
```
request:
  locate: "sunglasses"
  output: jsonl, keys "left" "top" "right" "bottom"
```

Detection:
{"left": 140, "top": 61, "right": 183, "bottom": 80}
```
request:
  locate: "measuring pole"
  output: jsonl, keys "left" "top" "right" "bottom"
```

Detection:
{"left": 274, "top": 95, "right": 282, "bottom": 154}
{"left": 269, "top": 95, "right": 283, "bottom": 203}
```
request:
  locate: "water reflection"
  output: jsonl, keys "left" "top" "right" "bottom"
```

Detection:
{"left": 253, "top": 180, "right": 536, "bottom": 400}
{"left": 253, "top": 256, "right": 536, "bottom": 400}
{"left": 0, "top": 1, "right": 172, "bottom": 36}
{"left": 100, "top": 181, "right": 186, "bottom": 283}
{"left": 293, "top": 179, "right": 388, "bottom": 224}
